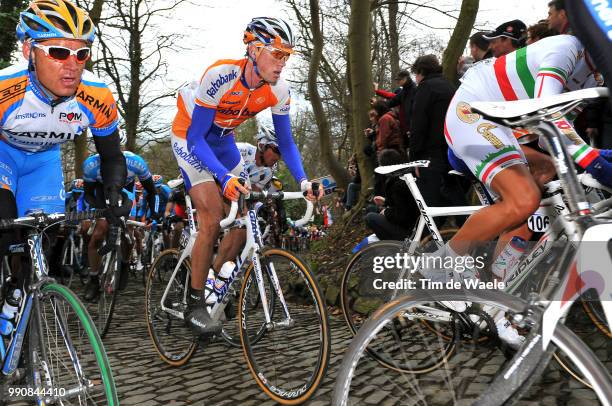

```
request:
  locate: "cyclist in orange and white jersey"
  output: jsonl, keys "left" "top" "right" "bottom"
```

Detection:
{"left": 170, "top": 17, "right": 320, "bottom": 335}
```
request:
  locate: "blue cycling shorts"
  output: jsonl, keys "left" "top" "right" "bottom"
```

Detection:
{"left": 0, "top": 141, "right": 65, "bottom": 217}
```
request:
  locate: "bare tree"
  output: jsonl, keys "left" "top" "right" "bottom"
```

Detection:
{"left": 94, "top": 0, "right": 188, "bottom": 152}
{"left": 307, "top": 0, "right": 350, "bottom": 189}
{"left": 442, "top": 0, "right": 479, "bottom": 84}
{"left": 348, "top": 0, "right": 374, "bottom": 200}
{"left": 0, "top": 0, "right": 26, "bottom": 68}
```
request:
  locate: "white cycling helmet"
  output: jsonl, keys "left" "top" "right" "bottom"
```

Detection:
{"left": 256, "top": 126, "right": 278, "bottom": 148}
{"left": 243, "top": 17, "right": 295, "bottom": 53}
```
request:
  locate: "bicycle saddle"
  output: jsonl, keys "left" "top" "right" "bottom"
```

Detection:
{"left": 374, "top": 160, "right": 430, "bottom": 175}
{"left": 470, "top": 87, "right": 608, "bottom": 125}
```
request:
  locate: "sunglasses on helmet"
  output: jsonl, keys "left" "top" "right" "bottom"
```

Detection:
{"left": 33, "top": 43, "right": 91, "bottom": 64}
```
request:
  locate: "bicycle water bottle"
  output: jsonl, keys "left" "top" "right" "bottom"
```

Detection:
{"left": 491, "top": 236, "right": 527, "bottom": 281}
{"left": 205, "top": 268, "right": 217, "bottom": 306}
{"left": 213, "top": 261, "right": 235, "bottom": 297}
{"left": 0, "top": 289, "right": 22, "bottom": 336}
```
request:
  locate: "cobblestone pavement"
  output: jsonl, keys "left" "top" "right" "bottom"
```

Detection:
{"left": 5, "top": 273, "right": 609, "bottom": 405}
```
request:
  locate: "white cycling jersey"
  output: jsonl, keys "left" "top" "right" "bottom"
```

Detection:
{"left": 237, "top": 142, "right": 276, "bottom": 190}
{"left": 445, "top": 35, "right": 601, "bottom": 194}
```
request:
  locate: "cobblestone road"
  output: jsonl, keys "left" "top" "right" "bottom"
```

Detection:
{"left": 5, "top": 273, "right": 608, "bottom": 405}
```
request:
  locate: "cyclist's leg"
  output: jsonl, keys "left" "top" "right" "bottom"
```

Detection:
{"left": 84, "top": 218, "right": 108, "bottom": 301}
{"left": 444, "top": 93, "right": 541, "bottom": 256}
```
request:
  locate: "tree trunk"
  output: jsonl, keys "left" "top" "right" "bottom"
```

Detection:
{"left": 0, "top": 0, "right": 26, "bottom": 68}
{"left": 442, "top": 0, "right": 479, "bottom": 85}
{"left": 307, "top": 0, "right": 349, "bottom": 189}
{"left": 348, "top": 0, "right": 374, "bottom": 199}
{"left": 387, "top": 0, "right": 400, "bottom": 79}
{"left": 74, "top": 0, "right": 105, "bottom": 177}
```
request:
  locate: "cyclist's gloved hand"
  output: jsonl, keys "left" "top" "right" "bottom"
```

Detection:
{"left": 221, "top": 174, "right": 248, "bottom": 201}
{"left": 105, "top": 186, "right": 131, "bottom": 225}
{"left": 585, "top": 155, "right": 612, "bottom": 187}
{"left": 300, "top": 180, "right": 323, "bottom": 202}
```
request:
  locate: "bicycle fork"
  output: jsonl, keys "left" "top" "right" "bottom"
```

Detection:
{"left": 251, "top": 253, "right": 294, "bottom": 331}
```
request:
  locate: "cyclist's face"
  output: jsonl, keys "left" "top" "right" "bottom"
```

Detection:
{"left": 26, "top": 38, "right": 88, "bottom": 98}
{"left": 256, "top": 47, "right": 287, "bottom": 84}
{"left": 257, "top": 145, "right": 280, "bottom": 167}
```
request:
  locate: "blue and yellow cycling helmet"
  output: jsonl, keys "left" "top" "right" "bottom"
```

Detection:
{"left": 16, "top": 0, "right": 96, "bottom": 43}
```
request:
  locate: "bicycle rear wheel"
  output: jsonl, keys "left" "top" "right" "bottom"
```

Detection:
{"left": 239, "top": 248, "right": 330, "bottom": 404}
{"left": 32, "top": 283, "right": 118, "bottom": 404}
{"left": 97, "top": 251, "right": 119, "bottom": 338}
{"left": 332, "top": 290, "right": 612, "bottom": 406}
{"left": 145, "top": 249, "right": 196, "bottom": 366}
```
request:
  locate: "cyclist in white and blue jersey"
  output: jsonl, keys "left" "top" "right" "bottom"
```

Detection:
{"left": 82, "top": 149, "right": 160, "bottom": 301}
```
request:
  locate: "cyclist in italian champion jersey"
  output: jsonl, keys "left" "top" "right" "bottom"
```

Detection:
{"left": 440, "top": 34, "right": 612, "bottom": 275}
{"left": 0, "top": 0, "right": 127, "bottom": 269}
{"left": 237, "top": 126, "right": 281, "bottom": 191}
{"left": 82, "top": 149, "right": 160, "bottom": 301}
{"left": 170, "top": 17, "right": 320, "bottom": 335}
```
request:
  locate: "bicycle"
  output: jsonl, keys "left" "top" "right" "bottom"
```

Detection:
{"left": 341, "top": 159, "right": 612, "bottom": 375}
{"left": 145, "top": 183, "right": 331, "bottom": 404}
{"left": 0, "top": 210, "right": 118, "bottom": 405}
{"left": 87, "top": 218, "right": 139, "bottom": 339}
{"left": 332, "top": 87, "right": 612, "bottom": 405}
{"left": 58, "top": 223, "right": 86, "bottom": 288}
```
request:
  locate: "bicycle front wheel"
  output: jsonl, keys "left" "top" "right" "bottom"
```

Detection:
{"left": 333, "top": 289, "right": 612, "bottom": 406}
{"left": 97, "top": 251, "right": 120, "bottom": 338}
{"left": 239, "top": 248, "right": 330, "bottom": 404}
{"left": 32, "top": 282, "right": 118, "bottom": 404}
{"left": 145, "top": 249, "right": 196, "bottom": 366}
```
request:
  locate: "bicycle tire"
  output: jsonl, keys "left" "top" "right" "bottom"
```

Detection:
{"left": 145, "top": 249, "right": 197, "bottom": 366}
{"left": 239, "top": 248, "right": 330, "bottom": 404}
{"left": 219, "top": 265, "right": 275, "bottom": 348}
{"left": 34, "top": 283, "right": 118, "bottom": 404}
{"left": 332, "top": 289, "right": 612, "bottom": 406}
{"left": 58, "top": 237, "right": 73, "bottom": 287}
{"left": 97, "top": 250, "right": 119, "bottom": 338}
{"left": 340, "top": 231, "right": 460, "bottom": 373}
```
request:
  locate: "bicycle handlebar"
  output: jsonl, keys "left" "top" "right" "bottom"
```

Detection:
{"left": 219, "top": 191, "right": 314, "bottom": 229}
{"left": 544, "top": 173, "right": 612, "bottom": 195}
{"left": 0, "top": 209, "right": 107, "bottom": 231}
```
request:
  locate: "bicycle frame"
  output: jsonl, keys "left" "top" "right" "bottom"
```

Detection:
{"left": 159, "top": 191, "right": 312, "bottom": 331}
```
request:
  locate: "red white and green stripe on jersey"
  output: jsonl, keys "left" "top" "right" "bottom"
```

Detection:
{"left": 493, "top": 47, "right": 570, "bottom": 101}
{"left": 474, "top": 146, "right": 524, "bottom": 186}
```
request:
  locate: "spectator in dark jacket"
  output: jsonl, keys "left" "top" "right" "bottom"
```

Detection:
{"left": 409, "top": 54, "right": 457, "bottom": 210}
{"left": 365, "top": 149, "right": 417, "bottom": 240}
{"left": 375, "top": 70, "right": 416, "bottom": 145}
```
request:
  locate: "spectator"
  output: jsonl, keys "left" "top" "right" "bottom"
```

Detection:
{"left": 547, "top": 0, "right": 569, "bottom": 34}
{"left": 526, "top": 20, "right": 558, "bottom": 44}
{"left": 365, "top": 149, "right": 417, "bottom": 240}
{"left": 344, "top": 153, "right": 361, "bottom": 210}
{"left": 483, "top": 19, "right": 527, "bottom": 57}
{"left": 363, "top": 105, "right": 383, "bottom": 160}
{"left": 457, "top": 55, "right": 475, "bottom": 78}
{"left": 409, "top": 54, "right": 457, "bottom": 212}
{"left": 376, "top": 105, "right": 403, "bottom": 155}
{"left": 469, "top": 31, "right": 492, "bottom": 61}
{"left": 374, "top": 70, "right": 416, "bottom": 144}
